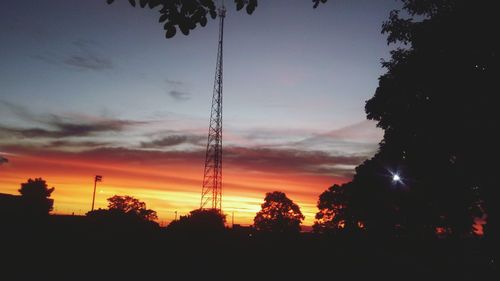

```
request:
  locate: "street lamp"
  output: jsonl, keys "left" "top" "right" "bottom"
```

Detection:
{"left": 91, "top": 175, "right": 103, "bottom": 211}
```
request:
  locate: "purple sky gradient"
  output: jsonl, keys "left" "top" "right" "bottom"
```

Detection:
{"left": 0, "top": 0, "right": 402, "bottom": 201}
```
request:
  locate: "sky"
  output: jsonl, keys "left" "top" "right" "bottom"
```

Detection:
{"left": 0, "top": 0, "right": 402, "bottom": 227}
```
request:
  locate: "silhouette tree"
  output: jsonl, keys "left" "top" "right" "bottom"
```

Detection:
{"left": 18, "top": 178, "right": 55, "bottom": 217}
{"left": 105, "top": 195, "right": 158, "bottom": 221}
{"left": 315, "top": 154, "right": 412, "bottom": 237}
{"left": 314, "top": 183, "right": 357, "bottom": 234}
{"left": 254, "top": 191, "right": 304, "bottom": 234}
{"left": 316, "top": 0, "right": 497, "bottom": 239}
{"left": 364, "top": 0, "right": 496, "bottom": 237}
{"left": 106, "top": 0, "right": 327, "bottom": 38}
{"left": 86, "top": 195, "right": 159, "bottom": 237}
{"left": 167, "top": 208, "right": 226, "bottom": 234}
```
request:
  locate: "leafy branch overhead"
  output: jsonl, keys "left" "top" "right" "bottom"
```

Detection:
{"left": 106, "top": 0, "right": 327, "bottom": 38}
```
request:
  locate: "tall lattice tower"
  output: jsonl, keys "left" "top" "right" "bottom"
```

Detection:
{"left": 201, "top": 5, "right": 225, "bottom": 211}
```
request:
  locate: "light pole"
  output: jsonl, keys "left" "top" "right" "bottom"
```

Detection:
{"left": 91, "top": 175, "right": 102, "bottom": 211}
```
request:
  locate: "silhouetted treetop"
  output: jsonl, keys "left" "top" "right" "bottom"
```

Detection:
{"left": 167, "top": 208, "right": 226, "bottom": 233}
{"left": 18, "top": 178, "right": 55, "bottom": 216}
{"left": 19, "top": 178, "right": 54, "bottom": 199}
{"left": 106, "top": 195, "right": 158, "bottom": 221}
{"left": 254, "top": 191, "right": 304, "bottom": 234}
{"left": 314, "top": 183, "right": 356, "bottom": 234}
{"left": 106, "top": 0, "right": 328, "bottom": 38}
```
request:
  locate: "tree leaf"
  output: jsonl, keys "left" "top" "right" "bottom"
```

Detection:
{"left": 200, "top": 0, "right": 213, "bottom": 8}
{"left": 106, "top": 0, "right": 115, "bottom": 4}
{"left": 247, "top": 0, "right": 257, "bottom": 14}
{"left": 128, "top": 0, "right": 136, "bottom": 7}
{"left": 149, "top": 0, "right": 161, "bottom": 9}
{"left": 179, "top": 23, "right": 190, "bottom": 35}
{"left": 159, "top": 14, "right": 168, "bottom": 23}
{"left": 209, "top": 9, "right": 217, "bottom": 19}
{"left": 200, "top": 16, "right": 207, "bottom": 27}
{"left": 165, "top": 26, "right": 176, "bottom": 38}
{"left": 235, "top": 0, "right": 244, "bottom": 11}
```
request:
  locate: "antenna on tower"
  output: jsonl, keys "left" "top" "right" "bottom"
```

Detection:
{"left": 200, "top": 3, "right": 226, "bottom": 211}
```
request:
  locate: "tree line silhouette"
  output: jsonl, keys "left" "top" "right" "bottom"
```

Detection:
{"left": 1, "top": 176, "right": 492, "bottom": 278}
{"left": 0, "top": 178, "right": 304, "bottom": 236}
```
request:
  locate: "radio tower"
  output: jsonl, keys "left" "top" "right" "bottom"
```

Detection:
{"left": 201, "top": 5, "right": 226, "bottom": 211}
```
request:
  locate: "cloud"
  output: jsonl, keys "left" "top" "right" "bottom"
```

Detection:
{"left": 321, "top": 120, "right": 384, "bottom": 142}
{"left": 29, "top": 54, "right": 60, "bottom": 65}
{"left": 0, "top": 100, "right": 40, "bottom": 123}
{"left": 31, "top": 39, "right": 113, "bottom": 71}
{"left": 65, "top": 39, "right": 112, "bottom": 70}
{"left": 94, "top": 146, "right": 364, "bottom": 178}
{"left": 46, "top": 140, "right": 111, "bottom": 149}
{"left": 165, "top": 78, "right": 190, "bottom": 101}
{"left": 0, "top": 118, "right": 143, "bottom": 139}
{"left": 224, "top": 147, "right": 367, "bottom": 177}
{"left": 2, "top": 144, "right": 366, "bottom": 179}
{"left": 0, "top": 155, "right": 8, "bottom": 165}
{"left": 168, "top": 90, "right": 191, "bottom": 101}
{"left": 50, "top": 116, "right": 142, "bottom": 136}
{"left": 0, "top": 100, "right": 150, "bottom": 140}
{"left": 140, "top": 134, "right": 204, "bottom": 148}
{"left": 0, "top": 102, "right": 147, "bottom": 139}
{"left": 292, "top": 120, "right": 383, "bottom": 156}
{"left": 64, "top": 55, "right": 112, "bottom": 71}
{"left": 165, "top": 79, "right": 184, "bottom": 87}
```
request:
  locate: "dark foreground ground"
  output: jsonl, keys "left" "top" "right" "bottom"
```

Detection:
{"left": 1, "top": 224, "right": 498, "bottom": 280}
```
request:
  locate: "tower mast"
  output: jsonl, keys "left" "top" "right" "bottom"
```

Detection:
{"left": 201, "top": 5, "right": 225, "bottom": 211}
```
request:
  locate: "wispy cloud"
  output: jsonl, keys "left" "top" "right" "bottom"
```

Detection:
{"left": 46, "top": 140, "right": 111, "bottom": 149}
{"left": 0, "top": 141, "right": 367, "bottom": 180}
{"left": 0, "top": 117, "right": 144, "bottom": 139}
{"left": 1, "top": 101, "right": 377, "bottom": 180}
{"left": 165, "top": 78, "right": 190, "bottom": 101}
{"left": 29, "top": 54, "right": 60, "bottom": 65}
{"left": 0, "top": 101, "right": 147, "bottom": 139}
{"left": 232, "top": 121, "right": 382, "bottom": 158}
{"left": 168, "top": 90, "right": 191, "bottom": 101}
{"left": 140, "top": 134, "right": 203, "bottom": 148}
{"left": 2, "top": 144, "right": 365, "bottom": 179}
{"left": 293, "top": 120, "right": 383, "bottom": 156}
{"left": 319, "top": 120, "right": 383, "bottom": 142}
{"left": 31, "top": 39, "right": 113, "bottom": 71}
{"left": 165, "top": 79, "right": 184, "bottom": 87}
{"left": 0, "top": 100, "right": 40, "bottom": 123}
{"left": 224, "top": 146, "right": 366, "bottom": 177}
{"left": 64, "top": 40, "right": 112, "bottom": 71}
{"left": 64, "top": 55, "right": 112, "bottom": 71}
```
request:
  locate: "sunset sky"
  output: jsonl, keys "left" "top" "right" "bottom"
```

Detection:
{"left": 0, "top": 0, "right": 401, "bottom": 226}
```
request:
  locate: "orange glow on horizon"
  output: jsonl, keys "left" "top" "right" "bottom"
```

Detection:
{"left": 0, "top": 150, "right": 348, "bottom": 227}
